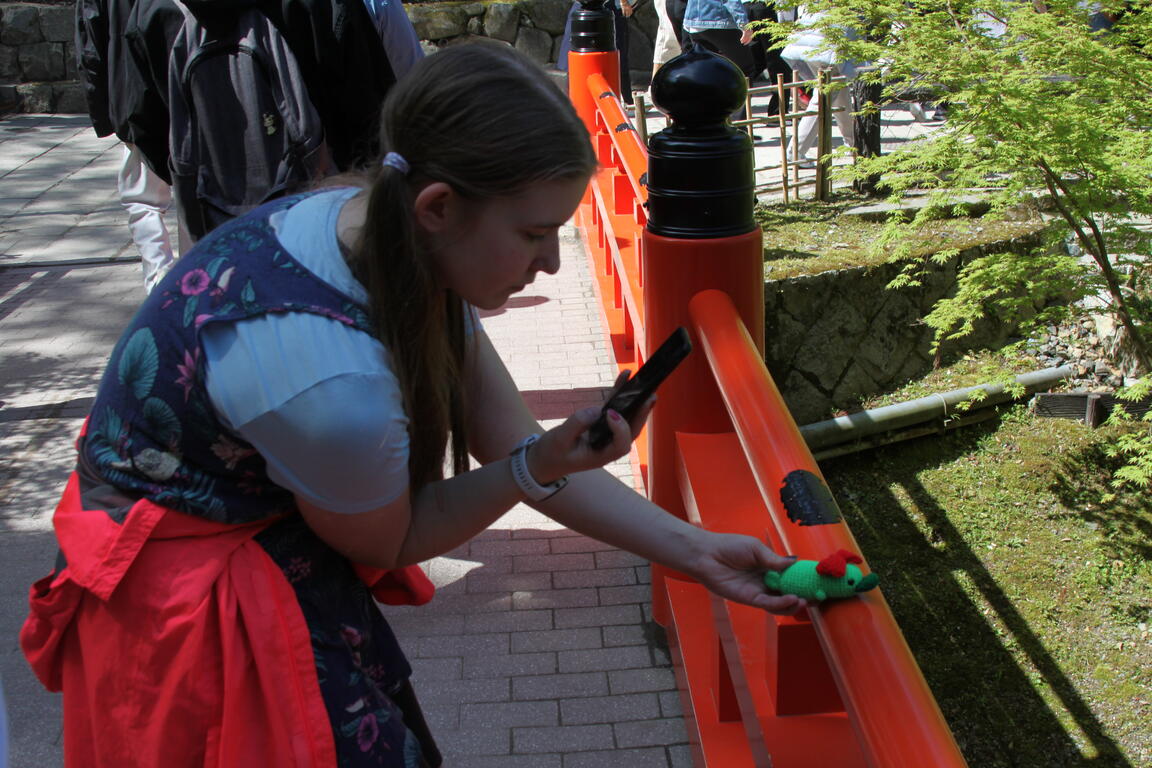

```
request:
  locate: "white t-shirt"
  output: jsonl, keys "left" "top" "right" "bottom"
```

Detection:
{"left": 202, "top": 188, "right": 412, "bottom": 514}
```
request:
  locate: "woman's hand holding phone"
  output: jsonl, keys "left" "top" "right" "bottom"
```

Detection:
{"left": 527, "top": 378, "right": 655, "bottom": 486}
{"left": 521, "top": 328, "right": 688, "bottom": 495}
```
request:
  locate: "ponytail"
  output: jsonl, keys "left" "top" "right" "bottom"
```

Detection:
{"left": 353, "top": 41, "right": 597, "bottom": 490}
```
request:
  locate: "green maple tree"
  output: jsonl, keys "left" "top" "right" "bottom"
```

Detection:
{"left": 761, "top": 0, "right": 1152, "bottom": 487}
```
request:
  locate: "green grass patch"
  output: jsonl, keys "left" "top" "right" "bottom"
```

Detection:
{"left": 821, "top": 392, "right": 1152, "bottom": 766}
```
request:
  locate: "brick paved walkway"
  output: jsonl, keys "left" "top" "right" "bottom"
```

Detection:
{"left": 0, "top": 114, "right": 692, "bottom": 767}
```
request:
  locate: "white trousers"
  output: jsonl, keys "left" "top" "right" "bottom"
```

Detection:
{"left": 785, "top": 59, "right": 856, "bottom": 160}
{"left": 651, "top": 0, "right": 681, "bottom": 77}
{"left": 117, "top": 143, "right": 183, "bottom": 293}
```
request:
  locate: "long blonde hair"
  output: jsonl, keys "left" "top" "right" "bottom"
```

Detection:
{"left": 353, "top": 42, "right": 597, "bottom": 490}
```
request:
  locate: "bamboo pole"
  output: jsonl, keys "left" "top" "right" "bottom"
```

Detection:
{"left": 776, "top": 72, "right": 789, "bottom": 204}
{"left": 815, "top": 68, "right": 832, "bottom": 201}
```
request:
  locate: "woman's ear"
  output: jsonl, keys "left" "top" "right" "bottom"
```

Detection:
{"left": 412, "top": 181, "right": 458, "bottom": 235}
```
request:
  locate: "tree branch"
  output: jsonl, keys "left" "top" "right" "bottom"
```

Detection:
{"left": 1036, "top": 158, "right": 1151, "bottom": 371}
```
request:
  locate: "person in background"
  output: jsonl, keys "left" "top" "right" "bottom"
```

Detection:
{"left": 745, "top": 0, "right": 791, "bottom": 116}
{"left": 683, "top": 0, "right": 763, "bottom": 82}
{"left": 779, "top": 5, "right": 857, "bottom": 166}
{"left": 75, "top": 0, "right": 184, "bottom": 293}
{"left": 361, "top": 0, "right": 425, "bottom": 79}
{"left": 21, "top": 42, "right": 805, "bottom": 767}
{"left": 650, "top": 0, "right": 683, "bottom": 85}
{"left": 124, "top": 0, "right": 413, "bottom": 243}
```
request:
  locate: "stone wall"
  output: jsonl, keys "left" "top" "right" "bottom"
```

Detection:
{"left": 409, "top": 0, "right": 656, "bottom": 75}
{"left": 766, "top": 236, "right": 1047, "bottom": 424}
{"left": 0, "top": 1, "right": 83, "bottom": 113}
{"left": 0, "top": 0, "right": 659, "bottom": 115}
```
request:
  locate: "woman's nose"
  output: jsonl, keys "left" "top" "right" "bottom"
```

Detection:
{"left": 538, "top": 237, "right": 561, "bottom": 275}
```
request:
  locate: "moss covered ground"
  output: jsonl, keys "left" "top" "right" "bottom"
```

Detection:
{"left": 796, "top": 310, "right": 1152, "bottom": 765}
{"left": 756, "top": 193, "right": 1048, "bottom": 281}
{"left": 822, "top": 390, "right": 1151, "bottom": 766}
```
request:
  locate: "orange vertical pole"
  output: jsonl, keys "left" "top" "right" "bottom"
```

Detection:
{"left": 643, "top": 49, "right": 762, "bottom": 625}
{"left": 566, "top": 0, "right": 621, "bottom": 140}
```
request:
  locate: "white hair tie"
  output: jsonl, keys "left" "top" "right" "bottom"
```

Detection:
{"left": 381, "top": 151, "right": 410, "bottom": 175}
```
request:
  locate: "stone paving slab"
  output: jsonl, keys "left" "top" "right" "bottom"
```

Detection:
{"left": 0, "top": 115, "right": 146, "bottom": 270}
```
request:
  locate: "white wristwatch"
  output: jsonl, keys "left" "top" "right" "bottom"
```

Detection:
{"left": 509, "top": 434, "right": 569, "bottom": 502}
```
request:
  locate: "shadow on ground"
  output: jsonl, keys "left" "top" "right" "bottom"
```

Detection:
{"left": 822, "top": 418, "right": 1135, "bottom": 768}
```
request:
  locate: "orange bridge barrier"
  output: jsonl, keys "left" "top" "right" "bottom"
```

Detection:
{"left": 567, "top": 12, "right": 968, "bottom": 766}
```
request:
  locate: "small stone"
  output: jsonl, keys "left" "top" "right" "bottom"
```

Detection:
{"left": 514, "top": 26, "right": 553, "bottom": 64}
{"left": 483, "top": 3, "right": 520, "bottom": 43}
{"left": 53, "top": 82, "right": 86, "bottom": 114}
{"left": 0, "top": 6, "right": 42, "bottom": 45}
{"left": 38, "top": 6, "right": 74, "bottom": 43}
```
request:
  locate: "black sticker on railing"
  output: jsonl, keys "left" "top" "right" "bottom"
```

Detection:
{"left": 780, "top": 470, "right": 842, "bottom": 526}
{"left": 639, "top": 172, "right": 648, "bottom": 187}
{"left": 615, "top": 123, "right": 633, "bottom": 133}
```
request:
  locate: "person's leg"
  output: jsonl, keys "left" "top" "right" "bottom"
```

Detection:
{"left": 613, "top": 2, "right": 632, "bottom": 102}
{"left": 828, "top": 72, "right": 856, "bottom": 149}
{"left": 650, "top": 0, "right": 681, "bottom": 77}
{"left": 763, "top": 51, "right": 792, "bottom": 115}
{"left": 117, "top": 142, "right": 177, "bottom": 293}
{"left": 668, "top": 0, "right": 689, "bottom": 52}
{"left": 785, "top": 58, "right": 819, "bottom": 159}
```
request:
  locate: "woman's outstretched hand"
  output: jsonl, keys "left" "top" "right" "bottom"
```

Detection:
{"left": 690, "top": 532, "right": 807, "bottom": 615}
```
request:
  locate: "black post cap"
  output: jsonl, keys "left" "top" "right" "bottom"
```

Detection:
{"left": 646, "top": 46, "right": 756, "bottom": 239}
{"left": 571, "top": 0, "right": 617, "bottom": 53}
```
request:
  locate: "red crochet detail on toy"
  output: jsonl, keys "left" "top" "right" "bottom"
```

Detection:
{"left": 816, "top": 549, "right": 863, "bottom": 578}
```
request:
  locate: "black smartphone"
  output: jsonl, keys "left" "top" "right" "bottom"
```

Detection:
{"left": 587, "top": 326, "right": 693, "bottom": 450}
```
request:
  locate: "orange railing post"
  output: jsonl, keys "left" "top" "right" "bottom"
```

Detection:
{"left": 642, "top": 49, "right": 762, "bottom": 625}
{"left": 566, "top": 0, "right": 621, "bottom": 140}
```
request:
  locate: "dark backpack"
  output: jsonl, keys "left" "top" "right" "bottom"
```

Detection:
{"left": 167, "top": 3, "right": 332, "bottom": 241}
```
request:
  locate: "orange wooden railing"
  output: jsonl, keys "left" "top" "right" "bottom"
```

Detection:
{"left": 568, "top": 29, "right": 968, "bottom": 768}
{"left": 680, "top": 290, "right": 968, "bottom": 767}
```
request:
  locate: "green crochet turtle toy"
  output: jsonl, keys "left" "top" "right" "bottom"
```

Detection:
{"left": 764, "top": 549, "right": 879, "bottom": 601}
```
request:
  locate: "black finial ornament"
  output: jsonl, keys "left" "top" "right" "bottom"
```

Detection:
{"left": 571, "top": 0, "right": 616, "bottom": 53}
{"left": 646, "top": 45, "right": 756, "bottom": 239}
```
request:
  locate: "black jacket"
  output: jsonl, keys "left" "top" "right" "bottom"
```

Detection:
{"left": 75, "top": 0, "right": 151, "bottom": 141}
